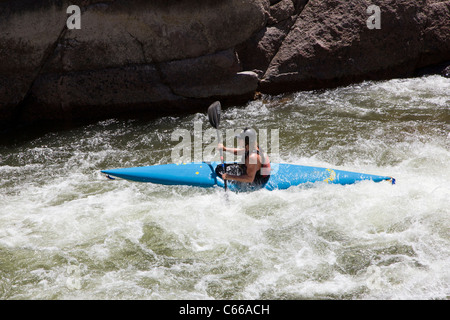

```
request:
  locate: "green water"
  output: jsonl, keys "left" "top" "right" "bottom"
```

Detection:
{"left": 0, "top": 76, "right": 449, "bottom": 299}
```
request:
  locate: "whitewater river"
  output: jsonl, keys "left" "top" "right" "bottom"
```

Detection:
{"left": 0, "top": 75, "right": 449, "bottom": 299}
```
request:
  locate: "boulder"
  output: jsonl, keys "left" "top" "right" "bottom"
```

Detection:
{"left": 0, "top": 0, "right": 68, "bottom": 125}
{"left": 1, "top": 0, "right": 268, "bottom": 128}
{"left": 417, "top": 1, "right": 450, "bottom": 68}
{"left": 236, "top": 0, "right": 308, "bottom": 77}
{"left": 160, "top": 49, "right": 259, "bottom": 99}
{"left": 0, "top": 0, "right": 449, "bottom": 131}
{"left": 259, "top": 0, "right": 450, "bottom": 93}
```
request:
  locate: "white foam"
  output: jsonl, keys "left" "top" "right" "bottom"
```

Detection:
{"left": 1, "top": 75, "right": 449, "bottom": 299}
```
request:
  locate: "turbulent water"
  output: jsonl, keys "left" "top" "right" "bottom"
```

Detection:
{"left": 0, "top": 76, "right": 449, "bottom": 300}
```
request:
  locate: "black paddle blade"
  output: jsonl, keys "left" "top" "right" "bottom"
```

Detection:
{"left": 207, "top": 101, "right": 221, "bottom": 129}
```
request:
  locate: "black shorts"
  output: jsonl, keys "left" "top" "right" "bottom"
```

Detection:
{"left": 215, "top": 163, "right": 270, "bottom": 189}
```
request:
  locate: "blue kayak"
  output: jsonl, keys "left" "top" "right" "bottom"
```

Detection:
{"left": 101, "top": 162, "right": 395, "bottom": 191}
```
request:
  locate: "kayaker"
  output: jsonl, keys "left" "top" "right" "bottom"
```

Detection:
{"left": 216, "top": 128, "right": 271, "bottom": 187}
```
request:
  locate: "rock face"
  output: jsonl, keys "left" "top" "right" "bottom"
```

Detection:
{"left": 0, "top": 0, "right": 449, "bottom": 130}
{"left": 259, "top": 0, "right": 450, "bottom": 93}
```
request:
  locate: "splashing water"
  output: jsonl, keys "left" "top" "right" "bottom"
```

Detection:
{"left": 0, "top": 76, "right": 449, "bottom": 299}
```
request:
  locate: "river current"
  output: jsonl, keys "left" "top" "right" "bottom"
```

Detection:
{"left": 0, "top": 75, "right": 449, "bottom": 299}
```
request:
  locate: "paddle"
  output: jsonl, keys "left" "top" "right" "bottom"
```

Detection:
{"left": 207, "top": 101, "right": 227, "bottom": 191}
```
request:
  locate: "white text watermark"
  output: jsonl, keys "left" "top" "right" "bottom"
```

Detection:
{"left": 367, "top": 5, "right": 381, "bottom": 30}
{"left": 171, "top": 122, "right": 280, "bottom": 166}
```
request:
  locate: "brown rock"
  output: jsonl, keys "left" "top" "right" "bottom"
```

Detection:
{"left": 43, "top": 0, "right": 269, "bottom": 72}
{"left": 0, "top": 0, "right": 269, "bottom": 129}
{"left": 418, "top": 1, "right": 450, "bottom": 68}
{"left": 236, "top": 0, "right": 307, "bottom": 77}
{"left": 160, "top": 49, "right": 258, "bottom": 99}
{"left": 20, "top": 65, "right": 182, "bottom": 124}
{"left": 0, "top": 1, "right": 68, "bottom": 125}
{"left": 260, "top": 0, "right": 450, "bottom": 93}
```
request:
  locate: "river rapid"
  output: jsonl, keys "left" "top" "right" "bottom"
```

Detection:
{"left": 0, "top": 75, "right": 449, "bottom": 299}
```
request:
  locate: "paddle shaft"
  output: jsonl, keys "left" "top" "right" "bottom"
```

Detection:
{"left": 215, "top": 129, "right": 228, "bottom": 191}
{"left": 207, "top": 101, "right": 228, "bottom": 192}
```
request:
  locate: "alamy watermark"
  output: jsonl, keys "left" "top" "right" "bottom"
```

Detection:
{"left": 66, "top": 4, "right": 380, "bottom": 31}
{"left": 171, "top": 121, "right": 280, "bottom": 166}
{"left": 367, "top": 5, "right": 381, "bottom": 30}
{"left": 66, "top": 264, "right": 82, "bottom": 290}
{"left": 67, "top": 5, "right": 81, "bottom": 30}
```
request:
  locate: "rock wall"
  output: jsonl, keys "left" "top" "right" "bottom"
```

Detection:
{"left": 259, "top": 0, "right": 450, "bottom": 93}
{"left": 0, "top": 0, "right": 449, "bottom": 130}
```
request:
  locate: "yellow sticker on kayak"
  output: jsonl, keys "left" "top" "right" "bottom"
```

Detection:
{"left": 324, "top": 169, "right": 336, "bottom": 184}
